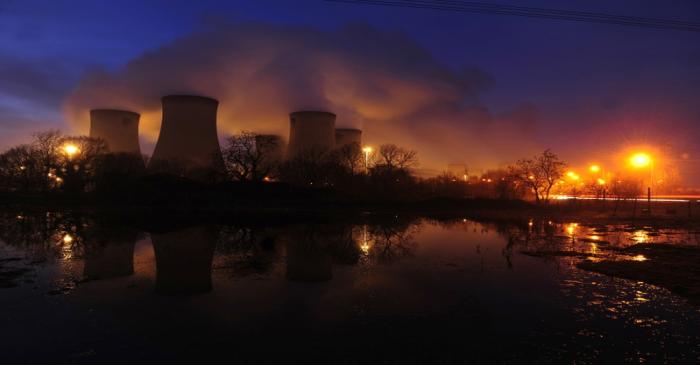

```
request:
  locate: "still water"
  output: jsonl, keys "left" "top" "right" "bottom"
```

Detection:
{"left": 1, "top": 211, "right": 699, "bottom": 364}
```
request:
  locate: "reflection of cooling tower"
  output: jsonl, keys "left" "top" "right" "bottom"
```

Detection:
{"left": 150, "top": 95, "right": 223, "bottom": 171}
{"left": 335, "top": 128, "right": 362, "bottom": 148}
{"left": 89, "top": 109, "right": 142, "bottom": 154}
{"left": 286, "top": 244, "right": 333, "bottom": 282}
{"left": 151, "top": 226, "right": 217, "bottom": 295}
{"left": 255, "top": 134, "right": 286, "bottom": 168}
{"left": 83, "top": 241, "right": 135, "bottom": 280}
{"left": 283, "top": 226, "right": 334, "bottom": 282}
{"left": 287, "top": 111, "right": 336, "bottom": 158}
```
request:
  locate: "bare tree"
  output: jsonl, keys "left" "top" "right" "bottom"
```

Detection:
{"left": 222, "top": 131, "right": 280, "bottom": 182}
{"left": 376, "top": 144, "right": 418, "bottom": 171}
{"left": 332, "top": 142, "right": 363, "bottom": 175}
{"left": 57, "top": 136, "right": 108, "bottom": 192}
{"left": 0, "top": 145, "right": 35, "bottom": 191}
{"left": 31, "top": 130, "right": 62, "bottom": 188}
{"left": 511, "top": 149, "right": 565, "bottom": 204}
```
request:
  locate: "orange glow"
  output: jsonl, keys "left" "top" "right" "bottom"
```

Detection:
{"left": 597, "top": 178, "right": 606, "bottom": 185}
{"left": 589, "top": 165, "right": 601, "bottom": 173}
{"left": 566, "top": 171, "right": 579, "bottom": 181}
{"left": 629, "top": 153, "right": 651, "bottom": 168}
{"left": 62, "top": 143, "right": 80, "bottom": 158}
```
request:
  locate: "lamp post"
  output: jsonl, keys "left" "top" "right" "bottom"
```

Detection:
{"left": 61, "top": 142, "right": 81, "bottom": 193}
{"left": 362, "top": 146, "right": 373, "bottom": 174}
{"left": 630, "top": 153, "right": 653, "bottom": 214}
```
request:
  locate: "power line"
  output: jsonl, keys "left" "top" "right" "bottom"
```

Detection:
{"left": 325, "top": 0, "right": 700, "bottom": 32}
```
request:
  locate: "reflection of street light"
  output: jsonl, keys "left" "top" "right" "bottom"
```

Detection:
{"left": 362, "top": 146, "right": 373, "bottom": 173}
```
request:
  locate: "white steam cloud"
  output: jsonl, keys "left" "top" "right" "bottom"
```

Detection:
{"left": 64, "top": 21, "right": 539, "bottom": 174}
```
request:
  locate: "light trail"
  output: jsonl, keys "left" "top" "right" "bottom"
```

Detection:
{"left": 553, "top": 195, "right": 700, "bottom": 203}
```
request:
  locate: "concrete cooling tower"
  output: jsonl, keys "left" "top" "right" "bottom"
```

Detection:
{"left": 89, "top": 109, "right": 142, "bottom": 154}
{"left": 335, "top": 128, "right": 362, "bottom": 148}
{"left": 287, "top": 111, "right": 336, "bottom": 158}
{"left": 150, "top": 95, "right": 223, "bottom": 172}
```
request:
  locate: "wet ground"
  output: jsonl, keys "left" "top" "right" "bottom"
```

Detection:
{"left": 1, "top": 211, "right": 699, "bottom": 364}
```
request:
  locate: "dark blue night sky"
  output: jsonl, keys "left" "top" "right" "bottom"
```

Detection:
{"left": 1, "top": 0, "right": 698, "bottom": 177}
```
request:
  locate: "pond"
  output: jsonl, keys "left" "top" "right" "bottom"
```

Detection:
{"left": 0, "top": 210, "right": 699, "bottom": 364}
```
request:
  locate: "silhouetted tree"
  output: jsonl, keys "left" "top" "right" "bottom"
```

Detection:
{"left": 332, "top": 142, "right": 363, "bottom": 175}
{"left": 510, "top": 149, "right": 565, "bottom": 204}
{"left": 376, "top": 144, "right": 418, "bottom": 172}
{"left": 222, "top": 131, "right": 280, "bottom": 182}
{"left": 57, "top": 136, "right": 107, "bottom": 193}
{"left": 278, "top": 149, "right": 332, "bottom": 187}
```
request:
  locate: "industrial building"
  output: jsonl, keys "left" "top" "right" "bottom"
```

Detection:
{"left": 89, "top": 109, "right": 142, "bottom": 154}
{"left": 149, "top": 95, "right": 223, "bottom": 172}
{"left": 335, "top": 128, "right": 362, "bottom": 148}
{"left": 287, "top": 111, "right": 336, "bottom": 158}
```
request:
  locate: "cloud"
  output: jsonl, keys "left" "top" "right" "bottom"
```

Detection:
{"left": 64, "top": 21, "right": 539, "bottom": 171}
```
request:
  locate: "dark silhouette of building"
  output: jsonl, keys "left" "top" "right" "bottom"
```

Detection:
{"left": 287, "top": 111, "right": 336, "bottom": 158}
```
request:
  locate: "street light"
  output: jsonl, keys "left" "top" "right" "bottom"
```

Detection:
{"left": 630, "top": 153, "right": 651, "bottom": 168}
{"left": 589, "top": 164, "right": 601, "bottom": 173}
{"left": 362, "top": 146, "right": 373, "bottom": 173}
{"left": 62, "top": 143, "right": 80, "bottom": 159}
{"left": 629, "top": 152, "right": 653, "bottom": 213}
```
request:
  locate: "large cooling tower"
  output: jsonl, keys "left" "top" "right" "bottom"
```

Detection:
{"left": 89, "top": 109, "right": 142, "bottom": 154}
{"left": 150, "top": 95, "right": 223, "bottom": 171}
{"left": 335, "top": 128, "right": 362, "bottom": 148}
{"left": 287, "top": 111, "right": 336, "bottom": 158}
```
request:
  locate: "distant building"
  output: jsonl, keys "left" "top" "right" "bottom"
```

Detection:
{"left": 287, "top": 111, "right": 336, "bottom": 158}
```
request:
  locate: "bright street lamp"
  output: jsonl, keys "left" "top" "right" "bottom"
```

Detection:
{"left": 629, "top": 152, "right": 654, "bottom": 213}
{"left": 362, "top": 146, "right": 373, "bottom": 173}
{"left": 62, "top": 143, "right": 80, "bottom": 159}
{"left": 630, "top": 153, "right": 651, "bottom": 168}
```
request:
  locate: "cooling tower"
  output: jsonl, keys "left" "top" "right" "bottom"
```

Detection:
{"left": 89, "top": 109, "right": 141, "bottom": 154}
{"left": 334, "top": 128, "right": 362, "bottom": 148}
{"left": 287, "top": 111, "right": 336, "bottom": 158}
{"left": 150, "top": 95, "right": 223, "bottom": 172}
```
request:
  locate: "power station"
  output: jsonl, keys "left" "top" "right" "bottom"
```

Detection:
{"left": 287, "top": 111, "right": 336, "bottom": 158}
{"left": 149, "top": 95, "right": 223, "bottom": 172}
{"left": 335, "top": 128, "right": 362, "bottom": 148}
{"left": 89, "top": 109, "right": 142, "bottom": 154}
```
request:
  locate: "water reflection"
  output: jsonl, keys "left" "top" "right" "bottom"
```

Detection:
{"left": 1, "top": 211, "right": 700, "bottom": 363}
{"left": 152, "top": 226, "right": 218, "bottom": 295}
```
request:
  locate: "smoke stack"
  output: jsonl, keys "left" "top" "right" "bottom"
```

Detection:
{"left": 287, "top": 111, "right": 336, "bottom": 158}
{"left": 335, "top": 128, "right": 362, "bottom": 148}
{"left": 89, "top": 109, "right": 142, "bottom": 154}
{"left": 149, "top": 95, "right": 223, "bottom": 173}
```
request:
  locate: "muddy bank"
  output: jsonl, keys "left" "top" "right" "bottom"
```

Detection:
{"left": 578, "top": 244, "right": 700, "bottom": 305}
